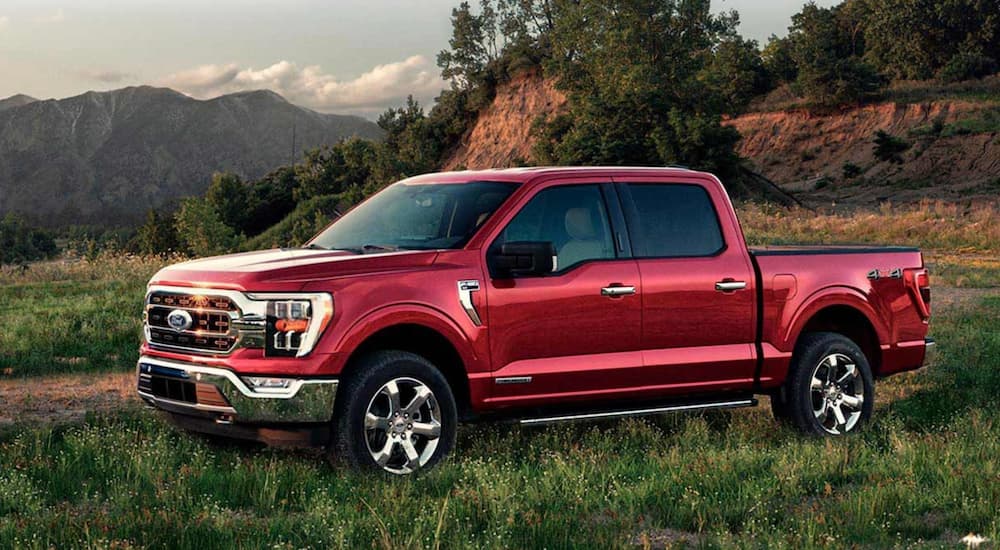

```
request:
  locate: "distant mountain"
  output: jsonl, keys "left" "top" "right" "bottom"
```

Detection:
{"left": 0, "top": 94, "right": 37, "bottom": 112}
{"left": 0, "top": 86, "right": 382, "bottom": 227}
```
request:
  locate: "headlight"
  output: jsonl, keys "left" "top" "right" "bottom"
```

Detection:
{"left": 246, "top": 293, "right": 333, "bottom": 357}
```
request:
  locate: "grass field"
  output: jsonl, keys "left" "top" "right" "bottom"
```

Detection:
{"left": 0, "top": 295, "right": 997, "bottom": 548}
{"left": 0, "top": 255, "right": 168, "bottom": 378}
{"left": 0, "top": 204, "right": 997, "bottom": 548}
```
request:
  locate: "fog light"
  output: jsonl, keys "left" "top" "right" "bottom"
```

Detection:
{"left": 244, "top": 376, "right": 294, "bottom": 393}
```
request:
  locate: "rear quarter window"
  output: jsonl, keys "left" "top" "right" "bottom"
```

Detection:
{"left": 623, "top": 183, "right": 725, "bottom": 257}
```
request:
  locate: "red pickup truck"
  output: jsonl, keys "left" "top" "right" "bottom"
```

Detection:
{"left": 138, "top": 167, "right": 933, "bottom": 474}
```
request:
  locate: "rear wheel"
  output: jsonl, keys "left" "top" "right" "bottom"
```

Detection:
{"left": 785, "top": 332, "right": 874, "bottom": 436}
{"left": 332, "top": 351, "right": 457, "bottom": 474}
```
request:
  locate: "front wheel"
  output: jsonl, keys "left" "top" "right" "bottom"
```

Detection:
{"left": 332, "top": 351, "right": 457, "bottom": 474}
{"left": 785, "top": 332, "right": 875, "bottom": 436}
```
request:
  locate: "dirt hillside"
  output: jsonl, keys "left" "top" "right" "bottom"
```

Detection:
{"left": 728, "top": 101, "right": 1000, "bottom": 205}
{"left": 445, "top": 73, "right": 1000, "bottom": 206}
{"left": 444, "top": 71, "right": 566, "bottom": 170}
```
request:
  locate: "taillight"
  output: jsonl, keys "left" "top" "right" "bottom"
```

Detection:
{"left": 904, "top": 268, "right": 931, "bottom": 320}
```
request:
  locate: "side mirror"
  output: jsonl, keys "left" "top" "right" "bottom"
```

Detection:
{"left": 491, "top": 241, "right": 556, "bottom": 278}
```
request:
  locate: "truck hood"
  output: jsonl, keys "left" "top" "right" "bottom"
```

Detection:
{"left": 149, "top": 248, "right": 440, "bottom": 291}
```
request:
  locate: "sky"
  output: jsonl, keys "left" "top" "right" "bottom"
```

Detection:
{"left": 0, "top": 0, "right": 839, "bottom": 118}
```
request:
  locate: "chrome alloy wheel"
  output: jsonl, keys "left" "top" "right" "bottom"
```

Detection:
{"left": 364, "top": 377, "right": 443, "bottom": 474}
{"left": 810, "top": 353, "right": 865, "bottom": 434}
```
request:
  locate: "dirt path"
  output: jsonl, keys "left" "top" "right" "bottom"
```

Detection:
{"left": 1, "top": 288, "right": 996, "bottom": 430}
{"left": 0, "top": 370, "right": 137, "bottom": 428}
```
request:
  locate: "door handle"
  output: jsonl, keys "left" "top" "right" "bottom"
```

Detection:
{"left": 715, "top": 280, "right": 747, "bottom": 292}
{"left": 601, "top": 285, "right": 636, "bottom": 297}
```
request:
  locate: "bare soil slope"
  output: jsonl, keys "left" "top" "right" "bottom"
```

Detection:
{"left": 445, "top": 73, "right": 999, "bottom": 206}
{"left": 444, "top": 71, "right": 566, "bottom": 170}
{"left": 727, "top": 101, "right": 1000, "bottom": 205}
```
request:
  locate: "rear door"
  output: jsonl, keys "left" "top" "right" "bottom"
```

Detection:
{"left": 616, "top": 178, "right": 757, "bottom": 393}
{"left": 482, "top": 178, "right": 644, "bottom": 408}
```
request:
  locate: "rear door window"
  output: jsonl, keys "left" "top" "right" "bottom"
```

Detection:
{"left": 622, "top": 183, "right": 725, "bottom": 257}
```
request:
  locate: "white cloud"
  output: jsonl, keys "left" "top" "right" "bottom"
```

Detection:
{"left": 35, "top": 8, "right": 65, "bottom": 24}
{"left": 0, "top": 15, "right": 9, "bottom": 29}
{"left": 160, "top": 56, "right": 446, "bottom": 117}
{"left": 78, "top": 69, "right": 137, "bottom": 83}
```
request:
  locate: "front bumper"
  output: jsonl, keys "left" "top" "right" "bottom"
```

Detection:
{"left": 136, "top": 355, "right": 338, "bottom": 424}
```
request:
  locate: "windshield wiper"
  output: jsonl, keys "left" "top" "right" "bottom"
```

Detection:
{"left": 361, "top": 244, "right": 401, "bottom": 253}
{"left": 302, "top": 243, "right": 327, "bottom": 250}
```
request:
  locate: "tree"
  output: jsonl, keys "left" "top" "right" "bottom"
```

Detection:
{"left": 205, "top": 172, "right": 254, "bottom": 233}
{"left": 855, "top": 0, "right": 940, "bottom": 80}
{"left": 437, "top": 0, "right": 555, "bottom": 90}
{"left": 762, "top": 34, "right": 798, "bottom": 85}
{"left": 535, "top": 0, "right": 744, "bottom": 177}
{"left": 243, "top": 166, "right": 299, "bottom": 236}
{"left": 374, "top": 97, "right": 442, "bottom": 183}
{"left": 857, "top": 0, "right": 1000, "bottom": 80}
{"left": 294, "top": 138, "right": 378, "bottom": 201}
{"left": 437, "top": 2, "right": 497, "bottom": 89}
{"left": 174, "top": 198, "right": 243, "bottom": 257}
{"left": 135, "top": 209, "right": 180, "bottom": 256}
{"left": 788, "top": 2, "right": 883, "bottom": 107}
{"left": 938, "top": 50, "right": 998, "bottom": 82}
{"left": 0, "top": 214, "right": 56, "bottom": 265}
{"left": 698, "top": 37, "right": 772, "bottom": 113}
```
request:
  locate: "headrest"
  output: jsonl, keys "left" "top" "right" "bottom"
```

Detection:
{"left": 565, "top": 208, "right": 596, "bottom": 239}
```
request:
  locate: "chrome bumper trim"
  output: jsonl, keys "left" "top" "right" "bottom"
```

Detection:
{"left": 137, "top": 356, "right": 337, "bottom": 423}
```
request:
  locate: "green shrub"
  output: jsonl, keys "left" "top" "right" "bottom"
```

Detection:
{"left": 873, "top": 130, "right": 911, "bottom": 164}
{"left": 244, "top": 194, "right": 347, "bottom": 250}
{"left": 174, "top": 197, "right": 244, "bottom": 258}
{"left": 938, "top": 51, "right": 998, "bottom": 83}
{"left": 0, "top": 215, "right": 57, "bottom": 266}
{"left": 842, "top": 162, "right": 862, "bottom": 179}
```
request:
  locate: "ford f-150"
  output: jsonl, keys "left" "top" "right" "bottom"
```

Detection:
{"left": 138, "top": 167, "right": 933, "bottom": 474}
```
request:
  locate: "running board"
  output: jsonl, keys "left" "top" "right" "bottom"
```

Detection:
{"left": 518, "top": 398, "right": 757, "bottom": 426}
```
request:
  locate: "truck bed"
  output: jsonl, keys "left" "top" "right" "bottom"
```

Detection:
{"left": 748, "top": 244, "right": 929, "bottom": 386}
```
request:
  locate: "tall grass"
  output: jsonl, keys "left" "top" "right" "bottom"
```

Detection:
{"left": 738, "top": 201, "right": 1000, "bottom": 254}
{"left": 0, "top": 297, "right": 997, "bottom": 548}
{"left": 0, "top": 254, "right": 170, "bottom": 377}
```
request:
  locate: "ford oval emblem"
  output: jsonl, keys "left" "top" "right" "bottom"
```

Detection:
{"left": 166, "top": 309, "right": 193, "bottom": 331}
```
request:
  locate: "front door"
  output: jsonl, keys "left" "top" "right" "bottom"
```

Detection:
{"left": 483, "top": 181, "right": 643, "bottom": 408}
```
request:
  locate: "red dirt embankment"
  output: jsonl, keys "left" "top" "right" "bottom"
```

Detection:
{"left": 727, "top": 101, "right": 1000, "bottom": 205}
{"left": 444, "top": 71, "right": 999, "bottom": 205}
{"left": 443, "top": 71, "right": 566, "bottom": 170}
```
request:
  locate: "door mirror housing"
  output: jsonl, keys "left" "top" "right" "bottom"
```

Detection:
{"left": 490, "top": 241, "right": 556, "bottom": 278}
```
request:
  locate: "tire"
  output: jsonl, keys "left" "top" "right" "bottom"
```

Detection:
{"left": 331, "top": 350, "right": 457, "bottom": 474}
{"left": 784, "top": 332, "right": 875, "bottom": 436}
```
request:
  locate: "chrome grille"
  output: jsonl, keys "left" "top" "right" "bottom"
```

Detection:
{"left": 149, "top": 293, "right": 237, "bottom": 311}
{"left": 145, "top": 290, "right": 244, "bottom": 354}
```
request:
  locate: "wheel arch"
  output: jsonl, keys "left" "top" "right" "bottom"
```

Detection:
{"left": 785, "top": 289, "right": 887, "bottom": 375}
{"left": 334, "top": 306, "right": 477, "bottom": 417}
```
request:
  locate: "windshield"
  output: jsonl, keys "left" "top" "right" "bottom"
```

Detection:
{"left": 308, "top": 181, "right": 517, "bottom": 252}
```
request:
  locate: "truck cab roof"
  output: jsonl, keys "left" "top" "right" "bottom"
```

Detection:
{"left": 399, "top": 166, "right": 707, "bottom": 185}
